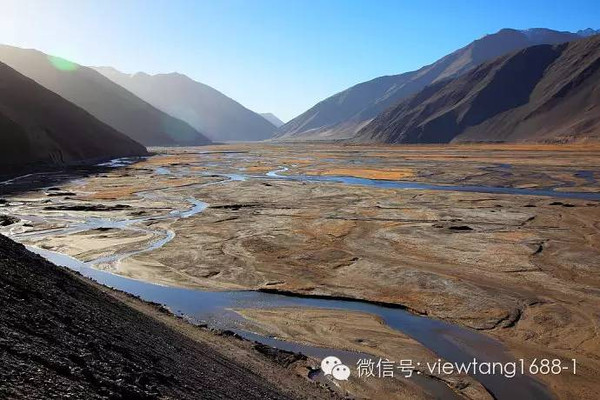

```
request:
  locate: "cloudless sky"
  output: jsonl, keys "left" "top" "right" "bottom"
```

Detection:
{"left": 1, "top": 0, "right": 599, "bottom": 121}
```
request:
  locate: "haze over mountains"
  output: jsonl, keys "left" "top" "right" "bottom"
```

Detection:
{"left": 0, "top": 25, "right": 598, "bottom": 174}
{"left": 276, "top": 28, "right": 590, "bottom": 141}
{"left": 0, "top": 61, "right": 147, "bottom": 174}
{"left": 260, "top": 113, "right": 285, "bottom": 128}
{"left": 0, "top": 45, "right": 210, "bottom": 147}
{"left": 356, "top": 34, "right": 600, "bottom": 144}
{"left": 94, "top": 67, "right": 277, "bottom": 142}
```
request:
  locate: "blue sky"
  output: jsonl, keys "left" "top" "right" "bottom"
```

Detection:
{"left": 1, "top": 0, "right": 599, "bottom": 121}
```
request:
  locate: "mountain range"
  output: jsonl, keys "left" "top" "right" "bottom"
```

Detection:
{"left": 1, "top": 25, "right": 598, "bottom": 174}
{"left": 0, "top": 45, "right": 210, "bottom": 147}
{"left": 577, "top": 28, "right": 600, "bottom": 37}
{"left": 356, "top": 34, "right": 600, "bottom": 144}
{"left": 0, "top": 61, "right": 147, "bottom": 175}
{"left": 94, "top": 67, "right": 277, "bottom": 142}
{"left": 275, "top": 28, "right": 590, "bottom": 141}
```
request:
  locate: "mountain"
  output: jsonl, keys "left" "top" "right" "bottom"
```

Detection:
{"left": 94, "top": 67, "right": 277, "bottom": 142}
{"left": 0, "top": 45, "right": 210, "bottom": 147}
{"left": 577, "top": 28, "right": 600, "bottom": 37}
{"left": 260, "top": 113, "right": 285, "bottom": 128}
{"left": 275, "top": 28, "right": 585, "bottom": 141}
{"left": 355, "top": 35, "right": 600, "bottom": 144}
{"left": 0, "top": 61, "right": 147, "bottom": 175}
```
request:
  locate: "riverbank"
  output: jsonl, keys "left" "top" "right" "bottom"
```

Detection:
{"left": 2, "top": 143, "right": 600, "bottom": 399}
{"left": 0, "top": 158, "right": 143, "bottom": 196}
{"left": 0, "top": 234, "right": 332, "bottom": 399}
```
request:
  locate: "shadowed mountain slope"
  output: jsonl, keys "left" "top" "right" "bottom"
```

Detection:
{"left": 355, "top": 35, "right": 600, "bottom": 144}
{"left": 94, "top": 67, "right": 277, "bottom": 142}
{"left": 276, "top": 28, "right": 583, "bottom": 141}
{"left": 0, "top": 45, "right": 211, "bottom": 147}
{"left": 0, "top": 61, "right": 147, "bottom": 175}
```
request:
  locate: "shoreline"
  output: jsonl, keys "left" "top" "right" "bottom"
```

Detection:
{"left": 0, "top": 234, "right": 331, "bottom": 399}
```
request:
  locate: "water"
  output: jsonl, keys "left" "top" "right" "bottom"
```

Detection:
{"left": 28, "top": 245, "right": 551, "bottom": 400}
{"left": 264, "top": 168, "right": 600, "bottom": 201}
{"left": 154, "top": 167, "right": 172, "bottom": 175}
{"left": 5, "top": 158, "right": 570, "bottom": 399}
{"left": 575, "top": 170, "right": 596, "bottom": 185}
{"left": 97, "top": 156, "right": 146, "bottom": 168}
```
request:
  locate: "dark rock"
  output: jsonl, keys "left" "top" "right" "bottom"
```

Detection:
{"left": 0, "top": 214, "right": 19, "bottom": 226}
{"left": 252, "top": 343, "right": 306, "bottom": 368}
{"left": 44, "top": 204, "right": 131, "bottom": 211}
{"left": 549, "top": 201, "right": 575, "bottom": 207}
{"left": 448, "top": 225, "right": 474, "bottom": 231}
{"left": 211, "top": 203, "right": 260, "bottom": 210}
{"left": 45, "top": 192, "right": 76, "bottom": 197}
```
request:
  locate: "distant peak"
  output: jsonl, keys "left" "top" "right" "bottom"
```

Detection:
{"left": 132, "top": 71, "right": 151, "bottom": 78}
{"left": 478, "top": 27, "right": 579, "bottom": 41}
{"left": 497, "top": 28, "right": 520, "bottom": 34}
{"left": 94, "top": 65, "right": 120, "bottom": 73}
{"left": 576, "top": 28, "right": 600, "bottom": 37}
{"left": 93, "top": 65, "right": 136, "bottom": 78}
{"left": 142, "top": 71, "right": 194, "bottom": 82}
{"left": 518, "top": 27, "right": 573, "bottom": 39}
{"left": 517, "top": 27, "right": 598, "bottom": 40}
{"left": 475, "top": 28, "right": 525, "bottom": 42}
{"left": 260, "top": 113, "right": 285, "bottom": 127}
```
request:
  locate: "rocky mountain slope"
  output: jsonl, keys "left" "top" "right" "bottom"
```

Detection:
{"left": 276, "top": 28, "right": 584, "bottom": 140}
{"left": 355, "top": 35, "right": 600, "bottom": 144}
{"left": 95, "top": 67, "right": 276, "bottom": 142}
{"left": 0, "top": 45, "right": 211, "bottom": 147}
{"left": 0, "top": 61, "right": 147, "bottom": 175}
{"left": 0, "top": 233, "right": 317, "bottom": 399}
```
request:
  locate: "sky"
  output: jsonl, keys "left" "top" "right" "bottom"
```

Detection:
{"left": 1, "top": 0, "right": 599, "bottom": 122}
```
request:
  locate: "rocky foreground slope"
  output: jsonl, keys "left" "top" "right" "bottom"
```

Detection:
{"left": 356, "top": 34, "right": 600, "bottom": 144}
{"left": 0, "top": 45, "right": 211, "bottom": 147}
{"left": 0, "top": 61, "right": 147, "bottom": 176}
{"left": 0, "top": 234, "right": 320, "bottom": 399}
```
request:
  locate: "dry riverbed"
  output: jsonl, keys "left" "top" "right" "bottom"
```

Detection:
{"left": 2, "top": 143, "right": 600, "bottom": 399}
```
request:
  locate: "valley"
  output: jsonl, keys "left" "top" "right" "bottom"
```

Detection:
{"left": 2, "top": 143, "right": 600, "bottom": 399}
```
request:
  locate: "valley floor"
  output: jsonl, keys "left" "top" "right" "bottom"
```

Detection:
{"left": 2, "top": 143, "right": 600, "bottom": 399}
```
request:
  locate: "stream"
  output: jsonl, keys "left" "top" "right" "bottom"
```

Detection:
{"left": 3, "top": 156, "right": 583, "bottom": 399}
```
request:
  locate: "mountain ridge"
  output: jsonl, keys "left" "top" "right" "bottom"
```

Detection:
{"left": 275, "top": 27, "right": 589, "bottom": 141}
{"left": 94, "top": 67, "right": 277, "bottom": 142}
{"left": 0, "top": 61, "right": 147, "bottom": 175}
{"left": 260, "top": 113, "right": 285, "bottom": 128}
{"left": 0, "top": 45, "right": 211, "bottom": 147}
{"left": 354, "top": 34, "right": 600, "bottom": 144}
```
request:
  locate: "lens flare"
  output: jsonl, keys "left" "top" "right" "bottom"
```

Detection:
{"left": 47, "top": 55, "right": 79, "bottom": 72}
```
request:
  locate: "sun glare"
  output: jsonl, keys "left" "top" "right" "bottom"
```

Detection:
{"left": 47, "top": 55, "right": 79, "bottom": 71}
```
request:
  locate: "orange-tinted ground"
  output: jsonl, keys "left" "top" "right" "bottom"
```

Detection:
{"left": 3, "top": 143, "right": 600, "bottom": 399}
